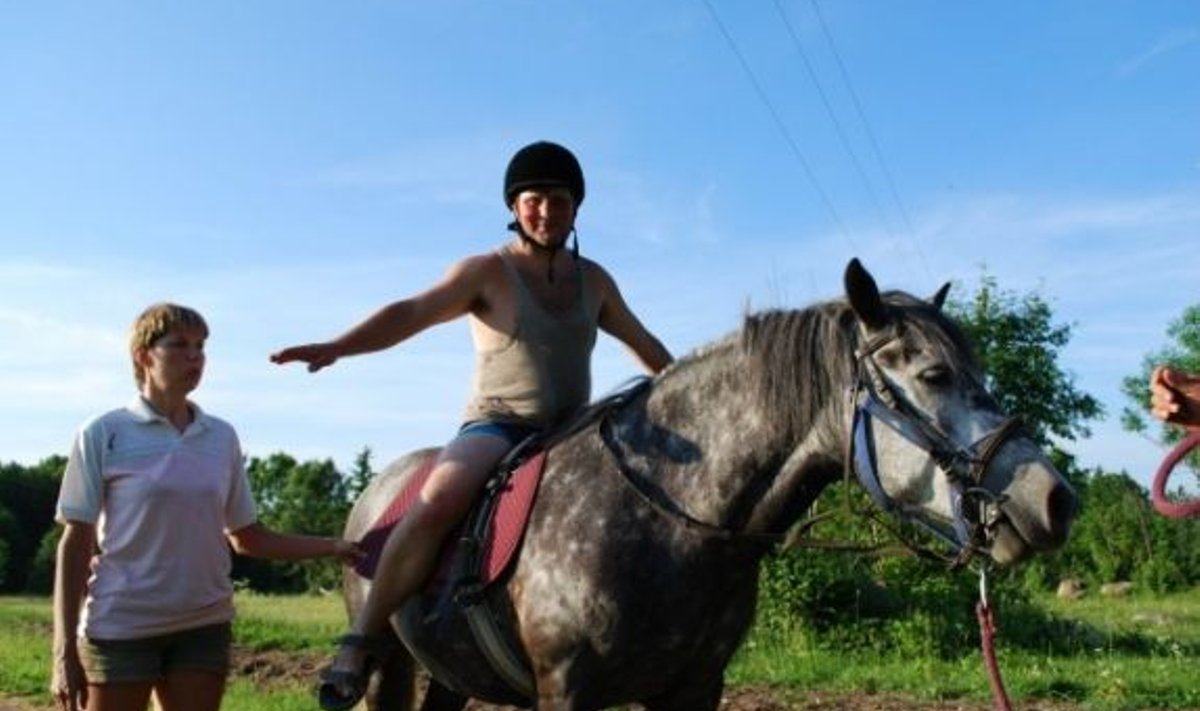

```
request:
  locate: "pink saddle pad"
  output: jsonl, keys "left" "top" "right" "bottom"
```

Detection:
{"left": 353, "top": 451, "right": 548, "bottom": 587}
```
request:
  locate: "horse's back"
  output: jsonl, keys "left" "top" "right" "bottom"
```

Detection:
{"left": 344, "top": 447, "right": 441, "bottom": 543}
{"left": 341, "top": 447, "right": 440, "bottom": 620}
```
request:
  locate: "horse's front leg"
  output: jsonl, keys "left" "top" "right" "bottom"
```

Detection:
{"left": 531, "top": 679, "right": 576, "bottom": 711}
{"left": 363, "top": 645, "right": 415, "bottom": 711}
{"left": 417, "top": 680, "right": 468, "bottom": 711}
{"left": 529, "top": 666, "right": 586, "bottom": 711}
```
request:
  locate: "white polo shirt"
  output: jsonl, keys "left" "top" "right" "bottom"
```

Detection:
{"left": 56, "top": 396, "right": 258, "bottom": 639}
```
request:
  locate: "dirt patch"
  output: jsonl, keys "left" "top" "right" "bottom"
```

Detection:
{"left": 459, "top": 687, "right": 1081, "bottom": 711}
{"left": 8, "top": 649, "right": 1086, "bottom": 711}
{"left": 229, "top": 647, "right": 1087, "bottom": 711}
{"left": 232, "top": 646, "right": 326, "bottom": 687}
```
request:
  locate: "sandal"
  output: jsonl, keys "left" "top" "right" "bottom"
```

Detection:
{"left": 317, "top": 634, "right": 394, "bottom": 711}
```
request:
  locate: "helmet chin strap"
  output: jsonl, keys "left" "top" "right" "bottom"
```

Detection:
{"left": 507, "top": 221, "right": 579, "bottom": 284}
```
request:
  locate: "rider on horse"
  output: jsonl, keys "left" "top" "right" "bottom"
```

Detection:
{"left": 270, "top": 141, "right": 673, "bottom": 710}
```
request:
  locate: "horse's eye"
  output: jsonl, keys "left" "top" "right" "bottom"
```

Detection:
{"left": 918, "top": 365, "right": 951, "bottom": 386}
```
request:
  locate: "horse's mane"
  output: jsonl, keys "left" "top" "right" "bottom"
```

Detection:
{"left": 540, "top": 289, "right": 977, "bottom": 451}
{"left": 740, "top": 290, "right": 978, "bottom": 442}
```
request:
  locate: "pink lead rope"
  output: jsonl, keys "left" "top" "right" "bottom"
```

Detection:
{"left": 976, "top": 565, "right": 1013, "bottom": 711}
{"left": 1152, "top": 431, "right": 1200, "bottom": 519}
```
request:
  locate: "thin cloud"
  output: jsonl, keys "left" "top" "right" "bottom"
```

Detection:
{"left": 299, "top": 132, "right": 520, "bottom": 205}
{"left": 1117, "top": 28, "right": 1199, "bottom": 78}
{"left": 0, "top": 261, "right": 90, "bottom": 283}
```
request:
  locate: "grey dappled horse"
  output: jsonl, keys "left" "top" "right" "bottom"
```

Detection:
{"left": 340, "top": 259, "right": 1077, "bottom": 711}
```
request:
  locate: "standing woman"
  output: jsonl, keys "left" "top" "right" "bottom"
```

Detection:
{"left": 51, "top": 303, "right": 361, "bottom": 711}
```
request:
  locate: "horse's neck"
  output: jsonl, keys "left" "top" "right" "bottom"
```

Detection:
{"left": 624, "top": 342, "right": 846, "bottom": 535}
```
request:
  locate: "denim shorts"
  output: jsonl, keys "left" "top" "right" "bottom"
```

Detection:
{"left": 457, "top": 420, "right": 540, "bottom": 448}
{"left": 79, "top": 622, "right": 232, "bottom": 684}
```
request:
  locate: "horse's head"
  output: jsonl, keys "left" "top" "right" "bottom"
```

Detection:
{"left": 843, "top": 258, "right": 1077, "bottom": 566}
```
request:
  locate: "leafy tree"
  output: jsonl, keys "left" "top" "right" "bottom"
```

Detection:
{"left": 237, "top": 453, "right": 353, "bottom": 592}
{"left": 27, "top": 527, "right": 61, "bottom": 595}
{"left": 1120, "top": 304, "right": 1200, "bottom": 474}
{"left": 1069, "top": 472, "right": 1153, "bottom": 583}
{"left": 347, "top": 446, "right": 376, "bottom": 501}
{"left": 249, "top": 454, "right": 349, "bottom": 535}
{"left": 0, "top": 506, "right": 12, "bottom": 588}
{"left": 0, "top": 456, "right": 64, "bottom": 591}
{"left": 945, "top": 274, "right": 1103, "bottom": 447}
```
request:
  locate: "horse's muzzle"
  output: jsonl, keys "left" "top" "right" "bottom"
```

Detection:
{"left": 990, "top": 469, "right": 1077, "bottom": 566}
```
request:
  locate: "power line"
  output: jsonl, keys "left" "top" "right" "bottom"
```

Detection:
{"left": 701, "top": 0, "right": 856, "bottom": 251}
{"left": 807, "top": 0, "right": 930, "bottom": 277}
{"left": 770, "top": 0, "right": 897, "bottom": 241}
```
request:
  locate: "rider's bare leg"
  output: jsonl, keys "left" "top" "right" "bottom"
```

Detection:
{"left": 324, "top": 433, "right": 512, "bottom": 697}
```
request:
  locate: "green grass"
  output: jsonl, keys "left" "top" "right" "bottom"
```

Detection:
{"left": 4, "top": 589, "right": 1200, "bottom": 710}
{"left": 231, "top": 590, "right": 346, "bottom": 651}
{"left": 0, "top": 597, "right": 54, "bottom": 700}
{"left": 729, "top": 587, "right": 1200, "bottom": 710}
{"left": 0, "top": 592, "right": 347, "bottom": 711}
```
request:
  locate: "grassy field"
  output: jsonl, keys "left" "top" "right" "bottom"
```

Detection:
{"left": 4, "top": 589, "right": 1199, "bottom": 710}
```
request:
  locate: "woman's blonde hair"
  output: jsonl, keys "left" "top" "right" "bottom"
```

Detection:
{"left": 129, "top": 303, "right": 209, "bottom": 386}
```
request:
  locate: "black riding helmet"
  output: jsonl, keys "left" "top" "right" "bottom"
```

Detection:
{"left": 503, "top": 141, "right": 585, "bottom": 208}
{"left": 504, "top": 141, "right": 584, "bottom": 282}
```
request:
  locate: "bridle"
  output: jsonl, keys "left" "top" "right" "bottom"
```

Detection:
{"left": 847, "top": 325, "right": 1024, "bottom": 566}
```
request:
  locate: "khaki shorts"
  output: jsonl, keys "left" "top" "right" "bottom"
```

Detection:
{"left": 79, "top": 622, "right": 232, "bottom": 684}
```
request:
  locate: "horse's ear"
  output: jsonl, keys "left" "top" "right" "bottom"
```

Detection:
{"left": 845, "top": 258, "right": 887, "bottom": 330}
{"left": 930, "top": 282, "right": 951, "bottom": 311}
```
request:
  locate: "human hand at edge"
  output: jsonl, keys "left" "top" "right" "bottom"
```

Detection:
{"left": 1150, "top": 366, "right": 1200, "bottom": 430}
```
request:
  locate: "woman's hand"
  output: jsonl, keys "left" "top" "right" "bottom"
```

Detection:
{"left": 331, "top": 538, "right": 365, "bottom": 566}
{"left": 50, "top": 646, "right": 87, "bottom": 711}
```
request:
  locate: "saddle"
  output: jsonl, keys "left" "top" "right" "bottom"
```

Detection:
{"left": 353, "top": 436, "right": 549, "bottom": 702}
{"left": 353, "top": 446, "right": 548, "bottom": 588}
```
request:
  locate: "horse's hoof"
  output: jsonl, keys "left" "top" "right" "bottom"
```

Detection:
{"left": 317, "top": 633, "right": 395, "bottom": 711}
{"left": 317, "top": 668, "right": 368, "bottom": 711}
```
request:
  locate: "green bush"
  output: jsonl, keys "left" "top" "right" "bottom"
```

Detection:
{"left": 759, "top": 542, "right": 987, "bottom": 658}
{"left": 0, "top": 504, "right": 20, "bottom": 590}
{"left": 26, "top": 527, "right": 61, "bottom": 595}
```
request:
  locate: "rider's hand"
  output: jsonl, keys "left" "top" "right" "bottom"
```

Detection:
{"left": 269, "top": 343, "right": 340, "bottom": 372}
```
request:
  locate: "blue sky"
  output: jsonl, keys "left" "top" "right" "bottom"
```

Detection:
{"left": 2, "top": 1, "right": 1197, "bottom": 491}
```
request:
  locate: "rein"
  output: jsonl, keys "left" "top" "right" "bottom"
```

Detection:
{"left": 598, "top": 414, "right": 784, "bottom": 547}
{"left": 1152, "top": 431, "right": 1200, "bottom": 518}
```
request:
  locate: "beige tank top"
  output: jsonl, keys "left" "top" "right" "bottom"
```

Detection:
{"left": 463, "top": 253, "right": 599, "bottom": 428}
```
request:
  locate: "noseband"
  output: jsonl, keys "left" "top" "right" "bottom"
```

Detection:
{"left": 848, "top": 327, "right": 1023, "bottom": 564}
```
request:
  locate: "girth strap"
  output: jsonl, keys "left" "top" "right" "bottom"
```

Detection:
{"left": 451, "top": 435, "right": 541, "bottom": 702}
